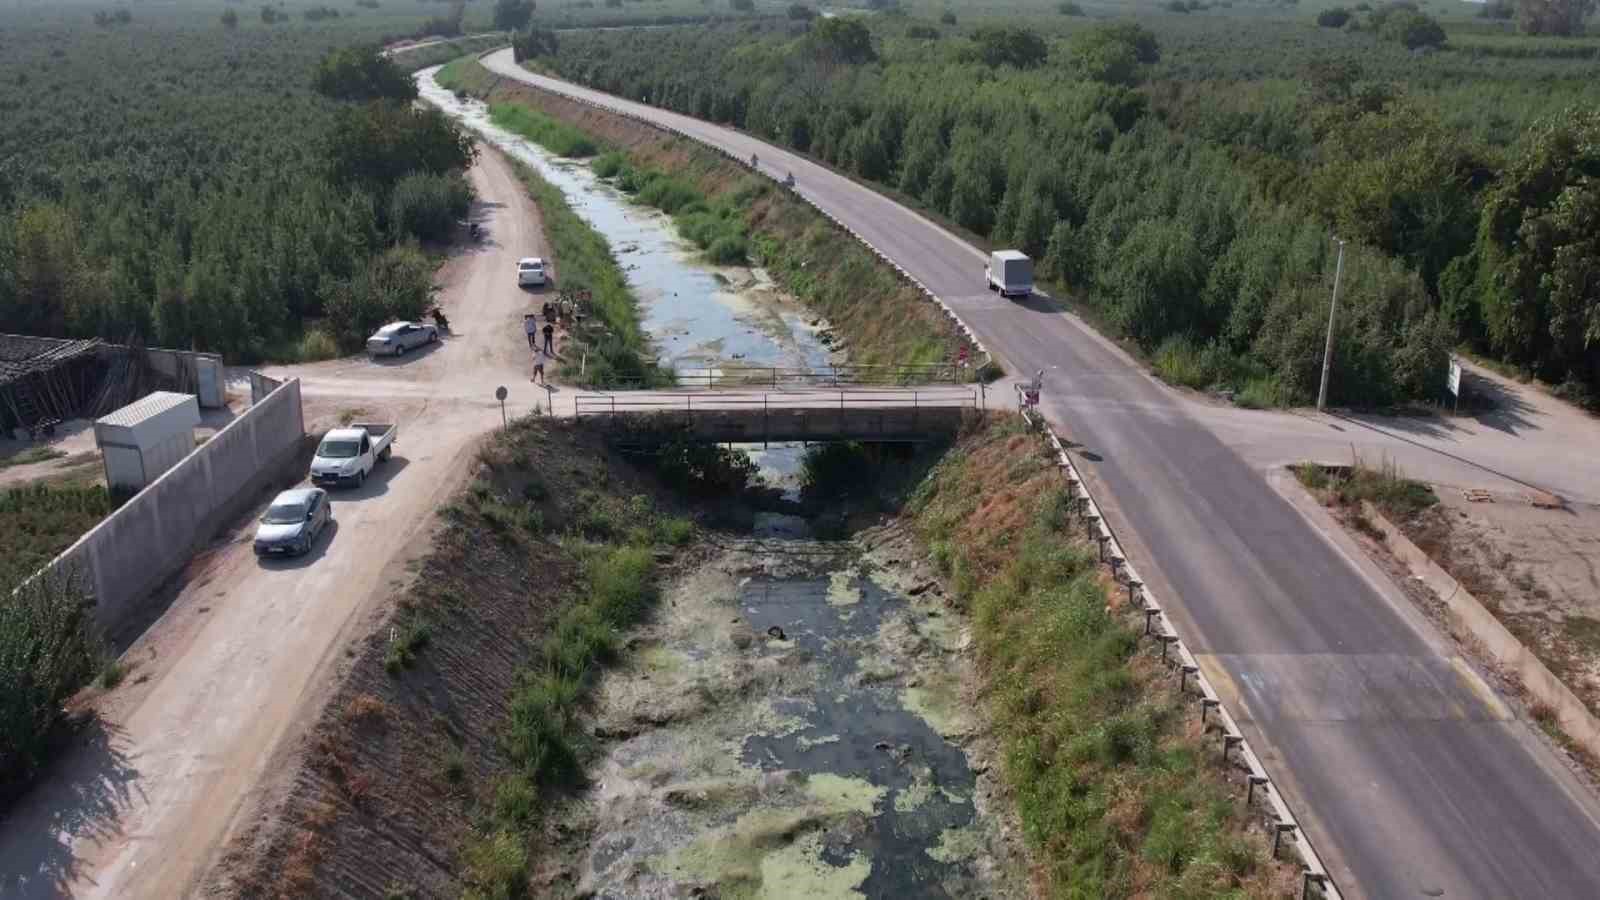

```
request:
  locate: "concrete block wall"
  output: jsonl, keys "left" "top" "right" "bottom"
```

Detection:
{"left": 46, "top": 378, "right": 306, "bottom": 633}
{"left": 139, "top": 347, "right": 225, "bottom": 408}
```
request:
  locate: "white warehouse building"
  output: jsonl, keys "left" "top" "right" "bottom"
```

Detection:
{"left": 94, "top": 391, "right": 201, "bottom": 493}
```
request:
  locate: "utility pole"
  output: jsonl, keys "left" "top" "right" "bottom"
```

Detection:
{"left": 1317, "top": 239, "right": 1347, "bottom": 412}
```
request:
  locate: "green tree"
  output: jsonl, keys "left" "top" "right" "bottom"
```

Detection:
{"left": 494, "top": 0, "right": 536, "bottom": 31}
{"left": 808, "top": 17, "right": 876, "bottom": 64}
{"left": 323, "top": 245, "right": 438, "bottom": 348}
{"left": 220, "top": 8, "right": 238, "bottom": 28}
{"left": 1309, "top": 103, "right": 1486, "bottom": 289}
{"left": 10, "top": 205, "right": 82, "bottom": 336}
{"left": 1070, "top": 34, "right": 1137, "bottom": 86}
{"left": 313, "top": 47, "right": 417, "bottom": 103}
{"left": 1381, "top": 10, "right": 1446, "bottom": 49}
{"left": 1518, "top": 0, "right": 1596, "bottom": 34}
{"left": 1058, "top": 2, "right": 1085, "bottom": 14}
{"left": 513, "top": 28, "right": 561, "bottom": 61}
{"left": 325, "top": 102, "right": 476, "bottom": 190}
{"left": 969, "top": 26, "right": 1049, "bottom": 69}
{"left": 788, "top": 3, "right": 816, "bottom": 20}
{"left": 940, "top": 10, "right": 957, "bottom": 24}
{"left": 1465, "top": 108, "right": 1600, "bottom": 391}
{"left": 1317, "top": 7, "right": 1351, "bottom": 26}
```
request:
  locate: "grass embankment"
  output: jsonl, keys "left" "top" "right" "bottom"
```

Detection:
{"left": 1291, "top": 456, "right": 1439, "bottom": 523}
{"left": 910, "top": 417, "right": 1295, "bottom": 897}
{"left": 437, "top": 58, "right": 966, "bottom": 370}
{"left": 232, "top": 417, "right": 699, "bottom": 898}
{"left": 0, "top": 446, "right": 65, "bottom": 471}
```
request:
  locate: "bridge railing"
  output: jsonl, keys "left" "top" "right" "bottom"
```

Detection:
{"left": 573, "top": 386, "right": 979, "bottom": 418}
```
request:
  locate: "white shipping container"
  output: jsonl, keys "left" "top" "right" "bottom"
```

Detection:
{"left": 95, "top": 391, "right": 201, "bottom": 492}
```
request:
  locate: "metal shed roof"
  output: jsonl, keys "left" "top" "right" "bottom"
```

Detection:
{"left": 95, "top": 391, "right": 197, "bottom": 428}
{"left": 0, "top": 334, "right": 103, "bottom": 386}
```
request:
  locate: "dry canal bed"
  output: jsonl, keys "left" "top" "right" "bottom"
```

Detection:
{"left": 550, "top": 526, "right": 1022, "bottom": 897}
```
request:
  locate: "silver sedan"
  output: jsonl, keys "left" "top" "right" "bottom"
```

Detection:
{"left": 366, "top": 320, "right": 439, "bottom": 356}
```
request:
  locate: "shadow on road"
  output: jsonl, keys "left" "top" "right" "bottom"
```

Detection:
{"left": 0, "top": 718, "right": 140, "bottom": 900}
{"left": 1462, "top": 370, "right": 1541, "bottom": 437}
{"left": 1329, "top": 412, "right": 1559, "bottom": 499}
{"left": 369, "top": 341, "right": 443, "bottom": 367}
{"left": 319, "top": 456, "right": 411, "bottom": 502}
{"left": 254, "top": 519, "right": 342, "bottom": 570}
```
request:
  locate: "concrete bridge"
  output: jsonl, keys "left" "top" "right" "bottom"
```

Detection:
{"left": 571, "top": 386, "right": 984, "bottom": 445}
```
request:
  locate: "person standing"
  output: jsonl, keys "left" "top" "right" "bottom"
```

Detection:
{"left": 523, "top": 314, "right": 537, "bottom": 350}
{"left": 542, "top": 320, "right": 555, "bottom": 355}
{"left": 533, "top": 346, "right": 548, "bottom": 384}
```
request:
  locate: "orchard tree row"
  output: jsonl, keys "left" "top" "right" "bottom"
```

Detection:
{"left": 528, "top": 14, "right": 1598, "bottom": 406}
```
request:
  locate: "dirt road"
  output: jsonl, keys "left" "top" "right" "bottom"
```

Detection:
{"left": 0, "top": 146, "right": 551, "bottom": 899}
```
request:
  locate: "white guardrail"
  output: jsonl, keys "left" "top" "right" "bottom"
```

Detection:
{"left": 1021, "top": 401, "right": 1342, "bottom": 900}
{"left": 483, "top": 49, "right": 1342, "bottom": 899}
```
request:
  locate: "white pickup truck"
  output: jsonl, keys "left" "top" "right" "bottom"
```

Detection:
{"left": 310, "top": 423, "right": 395, "bottom": 488}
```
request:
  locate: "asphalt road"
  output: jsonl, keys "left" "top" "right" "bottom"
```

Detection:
{"left": 483, "top": 48, "right": 1600, "bottom": 898}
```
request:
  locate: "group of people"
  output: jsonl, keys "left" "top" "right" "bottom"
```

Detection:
{"left": 524, "top": 298, "right": 574, "bottom": 384}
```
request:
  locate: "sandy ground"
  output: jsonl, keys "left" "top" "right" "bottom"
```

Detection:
{"left": 1411, "top": 489, "right": 1600, "bottom": 716}
{"left": 0, "top": 145, "right": 554, "bottom": 900}
{"left": 1198, "top": 360, "right": 1600, "bottom": 505}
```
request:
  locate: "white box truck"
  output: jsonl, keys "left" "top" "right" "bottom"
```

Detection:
{"left": 986, "top": 250, "right": 1034, "bottom": 299}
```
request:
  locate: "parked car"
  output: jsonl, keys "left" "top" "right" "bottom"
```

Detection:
{"left": 366, "top": 321, "right": 438, "bottom": 356}
{"left": 310, "top": 423, "right": 396, "bottom": 488}
{"left": 254, "top": 488, "right": 332, "bottom": 557}
{"left": 985, "top": 250, "right": 1034, "bottom": 299}
{"left": 517, "top": 256, "right": 547, "bottom": 287}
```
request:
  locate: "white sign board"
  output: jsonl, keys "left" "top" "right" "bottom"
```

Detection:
{"left": 1447, "top": 358, "right": 1462, "bottom": 397}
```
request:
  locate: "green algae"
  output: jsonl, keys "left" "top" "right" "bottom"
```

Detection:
{"left": 803, "top": 772, "right": 887, "bottom": 815}
{"left": 827, "top": 569, "right": 863, "bottom": 607}
{"left": 926, "top": 824, "right": 986, "bottom": 864}
{"left": 893, "top": 779, "right": 934, "bottom": 813}
{"left": 758, "top": 830, "right": 871, "bottom": 898}
{"left": 901, "top": 672, "right": 972, "bottom": 739}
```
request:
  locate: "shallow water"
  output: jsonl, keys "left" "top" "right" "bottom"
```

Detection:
{"left": 571, "top": 545, "right": 1008, "bottom": 898}
{"left": 416, "top": 67, "right": 835, "bottom": 375}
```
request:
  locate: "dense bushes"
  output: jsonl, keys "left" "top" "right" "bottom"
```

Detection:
{"left": 322, "top": 244, "right": 439, "bottom": 349}
{"left": 539, "top": 15, "right": 1600, "bottom": 405}
{"left": 1447, "top": 109, "right": 1600, "bottom": 393}
{"left": 539, "top": 23, "right": 1451, "bottom": 404}
{"left": 0, "top": 482, "right": 115, "bottom": 798}
{"left": 0, "top": 570, "right": 98, "bottom": 799}
{"left": 388, "top": 171, "right": 474, "bottom": 244}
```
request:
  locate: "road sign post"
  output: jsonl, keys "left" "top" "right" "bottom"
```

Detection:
{"left": 495, "top": 385, "right": 508, "bottom": 429}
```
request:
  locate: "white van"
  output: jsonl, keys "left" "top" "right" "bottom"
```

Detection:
{"left": 986, "top": 250, "right": 1033, "bottom": 299}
